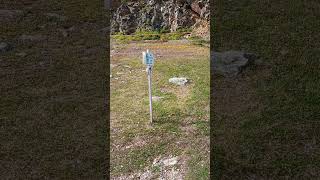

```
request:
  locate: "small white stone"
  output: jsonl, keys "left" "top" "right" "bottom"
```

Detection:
{"left": 152, "top": 96, "right": 164, "bottom": 101}
{"left": 169, "top": 77, "right": 188, "bottom": 86}
{"left": 162, "top": 157, "right": 178, "bottom": 166}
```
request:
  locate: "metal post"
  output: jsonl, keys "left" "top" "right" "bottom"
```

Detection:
{"left": 147, "top": 65, "right": 153, "bottom": 125}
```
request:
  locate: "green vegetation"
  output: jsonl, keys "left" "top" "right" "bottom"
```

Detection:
{"left": 1, "top": 0, "right": 108, "bottom": 178}
{"left": 111, "top": 29, "right": 191, "bottom": 43}
{"left": 187, "top": 149, "right": 210, "bottom": 180}
{"left": 189, "top": 35, "right": 210, "bottom": 47}
{"left": 212, "top": 0, "right": 320, "bottom": 179}
{"left": 111, "top": 29, "right": 210, "bottom": 47}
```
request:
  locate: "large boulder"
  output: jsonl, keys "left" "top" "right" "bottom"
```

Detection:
{"left": 211, "top": 51, "right": 259, "bottom": 77}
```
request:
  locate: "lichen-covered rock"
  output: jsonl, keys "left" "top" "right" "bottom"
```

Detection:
{"left": 111, "top": 0, "right": 209, "bottom": 34}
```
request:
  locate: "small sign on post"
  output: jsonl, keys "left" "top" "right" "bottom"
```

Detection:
{"left": 142, "top": 49, "right": 154, "bottom": 125}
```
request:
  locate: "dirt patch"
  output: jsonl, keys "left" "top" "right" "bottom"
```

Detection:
{"left": 112, "top": 155, "right": 187, "bottom": 180}
{"left": 111, "top": 40, "right": 208, "bottom": 60}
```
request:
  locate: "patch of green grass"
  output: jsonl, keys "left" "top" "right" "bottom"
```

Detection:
{"left": 212, "top": 0, "right": 320, "bottom": 178}
{"left": 160, "top": 32, "right": 184, "bottom": 41}
{"left": 189, "top": 36, "right": 210, "bottom": 47}
{"left": 194, "top": 121, "right": 210, "bottom": 136}
{"left": 112, "top": 30, "right": 188, "bottom": 42}
{"left": 151, "top": 165, "right": 161, "bottom": 173}
{"left": 1, "top": 0, "right": 109, "bottom": 179}
{"left": 112, "top": 142, "right": 168, "bottom": 174}
{"left": 186, "top": 149, "right": 210, "bottom": 180}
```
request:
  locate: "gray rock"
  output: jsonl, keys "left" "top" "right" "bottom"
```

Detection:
{"left": 169, "top": 77, "right": 188, "bottom": 86}
{"left": 114, "top": 4, "right": 137, "bottom": 34}
{"left": 211, "top": 51, "right": 258, "bottom": 77}
{"left": 111, "top": 0, "right": 209, "bottom": 34}
{"left": 0, "top": 42, "right": 12, "bottom": 53}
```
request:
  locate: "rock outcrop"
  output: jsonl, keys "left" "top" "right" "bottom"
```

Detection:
{"left": 111, "top": 0, "right": 209, "bottom": 35}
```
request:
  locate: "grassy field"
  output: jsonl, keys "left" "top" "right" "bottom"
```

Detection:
{"left": 1, "top": 1, "right": 108, "bottom": 178}
{"left": 110, "top": 40, "right": 210, "bottom": 179}
{"left": 212, "top": 0, "right": 320, "bottom": 179}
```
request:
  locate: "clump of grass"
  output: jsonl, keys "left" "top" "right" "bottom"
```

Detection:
{"left": 186, "top": 149, "right": 210, "bottom": 180}
{"left": 161, "top": 33, "right": 185, "bottom": 40}
{"left": 176, "top": 27, "right": 192, "bottom": 33}
{"left": 112, "top": 29, "right": 189, "bottom": 42}
{"left": 189, "top": 36, "right": 210, "bottom": 47}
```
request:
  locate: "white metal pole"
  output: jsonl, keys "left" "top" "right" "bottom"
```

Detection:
{"left": 148, "top": 65, "right": 153, "bottom": 125}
